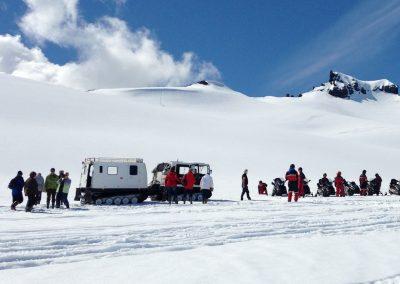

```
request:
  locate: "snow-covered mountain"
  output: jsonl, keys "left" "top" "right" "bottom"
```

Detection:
{"left": 312, "top": 71, "right": 398, "bottom": 101}
{"left": 1, "top": 73, "right": 400, "bottom": 283}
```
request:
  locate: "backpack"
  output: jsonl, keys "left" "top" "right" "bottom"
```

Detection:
{"left": 8, "top": 178, "right": 15, "bottom": 190}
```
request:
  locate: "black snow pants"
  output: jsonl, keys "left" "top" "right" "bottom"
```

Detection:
{"left": 25, "top": 194, "right": 36, "bottom": 212}
{"left": 47, "top": 189, "right": 56, "bottom": 208}
{"left": 241, "top": 186, "right": 251, "bottom": 200}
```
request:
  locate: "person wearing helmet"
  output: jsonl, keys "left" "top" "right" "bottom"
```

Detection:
{"left": 298, "top": 167, "right": 306, "bottom": 198}
{"left": 285, "top": 164, "right": 299, "bottom": 202}
{"left": 165, "top": 166, "right": 180, "bottom": 204}
{"left": 8, "top": 171, "right": 25, "bottom": 210}
{"left": 241, "top": 169, "right": 251, "bottom": 200}
{"left": 182, "top": 167, "right": 196, "bottom": 204}
{"left": 359, "top": 170, "right": 368, "bottom": 196}
{"left": 334, "top": 171, "right": 345, "bottom": 197}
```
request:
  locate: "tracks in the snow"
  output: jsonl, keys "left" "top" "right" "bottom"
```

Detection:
{"left": 0, "top": 197, "right": 399, "bottom": 270}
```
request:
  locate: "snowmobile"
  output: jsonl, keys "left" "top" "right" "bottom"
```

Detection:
{"left": 389, "top": 179, "right": 400, "bottom": 195}
{"left": 316, "top": 179, "right": 336, "bottom": 197}
{"left": 75, "top": 158, "right": 150, "bottom": 205}
{"left": 368, "top": 179, "right": 382, "bottom": 196}
{"left": 149, "top": 161, "right": 212, "bottom": 202}
{"left": 271, "top": 178, "right": 288, "bottom": 196}
{"left": 344, "top": 180, "right": 360, "bottom": 196}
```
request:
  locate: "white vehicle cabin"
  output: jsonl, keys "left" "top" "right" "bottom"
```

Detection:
{"left": 75, "top": 157, "right": 149, "bottom": 204}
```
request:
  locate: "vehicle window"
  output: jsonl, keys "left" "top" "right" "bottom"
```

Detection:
{"left": 130, "top": 165, "right": 138, "bottom": 175}
{"left": 99, "top": 166, "right": 103, "bottom": 173}
{"left": 198, "top": 165, "right": 209, "bottom": 175}
{"left": 107, "top": 166, "right": 118, "bottom": 175}
{"left": 178, "top": 166, "right": 190, "bottom": 175}
{"left": 156, "top": 163, "right": 166, "bottom": 171}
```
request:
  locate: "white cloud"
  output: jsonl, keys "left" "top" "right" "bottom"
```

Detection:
{"left": 0, "top": 0, "right": 220, "bottom": 89}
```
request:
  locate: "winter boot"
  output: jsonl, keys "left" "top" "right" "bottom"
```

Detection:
{"left": 294, "top": 192, "right": 299, "bottom": 202}
{"left": 288, "top": 191, "right": 293, "bottom": 202}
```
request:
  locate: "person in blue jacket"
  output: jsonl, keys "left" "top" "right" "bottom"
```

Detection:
{"left": 285, "top": 164, "right": 299, "bottom": 202}
{"left": 8, "top": 171, "right": 25, "bottom": 210}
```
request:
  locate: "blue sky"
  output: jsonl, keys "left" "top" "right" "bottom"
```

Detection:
{"left": 0, "top": 0, "right": 399, "bottom": 96}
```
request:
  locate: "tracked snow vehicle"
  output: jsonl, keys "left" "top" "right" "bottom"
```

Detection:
{"left": 74, "top": 158, "right": 149, "bottom": 205}
{"left": 149, "top": 161, "right": 212, "bottom": 201}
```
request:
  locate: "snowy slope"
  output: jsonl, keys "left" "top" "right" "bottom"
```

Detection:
{"left": 1, "top": 73, "right": 400, "bottom": 283}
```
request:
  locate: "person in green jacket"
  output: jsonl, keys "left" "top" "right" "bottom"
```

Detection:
{"left": 45, "top": 168, "right": 59, "bottom": 209}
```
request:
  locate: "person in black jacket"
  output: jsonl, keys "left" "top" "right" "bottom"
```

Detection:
{"left": 9, "top": 171, "right": 25, "bottom": 210}
{"left": 24, "top": 172, "right": 38, "bottom": 212}
{"left": 241, "top": 169, "right": 251, "bottom": 200}
{"left": 285, "top": 164, "right": 299, "bottom": 202}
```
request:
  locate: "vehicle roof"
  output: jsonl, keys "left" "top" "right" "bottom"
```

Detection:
{"left": 167, "top": 161, "right": 210, "bottom": 166}
{"left": 84, "top": 157, "right": 144, "bottom": 163}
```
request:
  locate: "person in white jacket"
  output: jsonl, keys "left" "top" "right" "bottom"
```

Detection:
{"left": 200, "top": 171, "right": 214, "bottom": 204}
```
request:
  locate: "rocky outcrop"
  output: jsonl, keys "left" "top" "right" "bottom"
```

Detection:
{"left": 314, "top": 71, "right": 398, "bottom": 99}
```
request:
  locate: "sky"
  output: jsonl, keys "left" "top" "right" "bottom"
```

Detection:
{"left": 0, "top": 0, "right": 399, "bottom": 97}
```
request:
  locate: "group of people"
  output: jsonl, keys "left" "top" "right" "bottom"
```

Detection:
{"left": 329, "top": 170, "right": 382, "bottom": 196}
{"left": 242, "top": 166, "right": 308, "bottom": 202}
{"left": 242, "top": 165, "right": 384, "bottom": 202}
{"left": 8, "top": 168, "right": 72, "bottom": 212}
{"left": 165, "top": 166, "right": 214, "bottom": 204}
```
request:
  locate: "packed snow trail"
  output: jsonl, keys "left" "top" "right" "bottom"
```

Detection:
{"left": 1, "top": 196, "right": 399, "bottom": 271}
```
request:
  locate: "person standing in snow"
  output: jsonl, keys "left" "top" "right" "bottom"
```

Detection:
{"left": 334, "top": 171, "right": 345, "bottom": 197}
{"left": 9, "top": 171, "right": 25, "bottom": 210}
{"left": 359, "top": 170, "right": 368, "bottom": 196}
{"left": 58, "top": 172, "right": 71, "bottom": 209}
{"left": 165, "top": 167, "right": 180, "bottom": 204}
{"left": 258, "top": 180, "right": 267, "bottom": 195}
{"left": 298, "top": 167, "right": 306, "bottom": 198}
{"left": 56, "top": 170, "right": 66, "bottom": 208}
{"left": 182, "top": 167, "right": 196, "bottom": 204}
{"left": 241, "top": 169, "right": 251, "bottom": 200}
{"left": 318, "top": 173, "right": 330, "bottom": 187}
{"left": 285, "top": 164, "right": 299, "bottom": 202}
{"left": 200, "top": 171, "right": 214, "bottom": 204}
{"left": 35, "top": 173, "right": 45, "bottom": 204}
{"left": 24, "top": 172, "right": 38, "bottom": 212}
{"left": 372, "top": 173, "right": 382, "bottom": 195}
{"left": 45, "top": 168, "right": 59, "bottom": 209}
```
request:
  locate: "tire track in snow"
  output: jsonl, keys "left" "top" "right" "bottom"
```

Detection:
{"left": 0, "top": 196, "right": 399, "bottom": 270}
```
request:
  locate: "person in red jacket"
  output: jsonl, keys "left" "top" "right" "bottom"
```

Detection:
{"left": 285, "top": 164, "right": 299, "bottom": 202}
{"left": 359, "top": 170, "right": 368, "bottom": 196}
{"left": 334, "top": 171, "right": 345, "bottom": 197}
{"left": 298, "top": 167, "right": 306, "bottom": 198}
{"left": 165, "top": 167, "right": 180, "bottom": 204}
{"left": 258, "top": 180, "right": 267, "bottom": 195}
{"left": 182, "top": 167, "right": 196, "bottom": 204}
